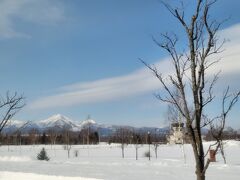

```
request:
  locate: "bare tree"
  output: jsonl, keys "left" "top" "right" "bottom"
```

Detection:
{"left": 28, "top": 128, "right": 39, "bottom": 146}
{"left": 47, "top": 127, "right": 59, "bottom": 149}
{"left": 63, "top": 128, "right": 72, "bottom": 158}
{"left": 204, "top": 87, "right": 240, "bottom": 165}
{"left": 11, "top": 121, "right": 30, "bottom": 154}
{"left": 153, "top": 142, "right": 159, "bottom": 159}
{"left": 152, "top": 129, "right": 160, "bottom": 159}
{"left": 0, "top": 92, "right": 25, "bottom": 134}
{"left": 147, "top": 131, "right": 151, "bottom": 161}
{"left": 142, "top": 1, "right": 240, "bottom": 180}
{"left": 167, "top": 97, "right": 187, "bottom": 163}
{"left": 120, "top": 128, "right": 126, "bottom": 159}
{"left": 133, "top": 133, "right": 142, "bottom": 160}
{"left": 114, "top": 127, "right": 129, "bottom": 158}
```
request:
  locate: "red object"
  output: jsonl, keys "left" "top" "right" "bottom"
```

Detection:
{"left": 209, "top": 150, "right": 216, "bottom": 162}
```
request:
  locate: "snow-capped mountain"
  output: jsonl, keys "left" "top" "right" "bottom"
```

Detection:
{"left": 79, "top": 118, "right": 96, "bottom": 127}
{"left": 4, "top": 120, "right": 27, "bottom": 133}
{"left": 37, "top": 114, "right": 79, "bottom": 130}
{"left": 4, "top": 114, "right": 99, "bottom": 133}
{"left": 6, "top": 120, "right": 25, "bottom": 128}
{"left": 3, "top": 114, "right": 170, "bottom": 136}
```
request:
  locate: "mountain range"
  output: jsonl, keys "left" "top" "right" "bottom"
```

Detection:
{"left": 4, "top": 114, "right": 169, "bottom": 136}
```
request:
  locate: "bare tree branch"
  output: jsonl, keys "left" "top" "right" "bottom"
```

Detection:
{"left": 0, "top": 92, "right": 25, "bottom": 133}
{"left": 143, "top": 1, "right": 238, "bottom": 180}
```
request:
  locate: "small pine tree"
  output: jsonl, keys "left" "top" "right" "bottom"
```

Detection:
{"left": 37, "top": 148, "right": 50, "bottom": 161}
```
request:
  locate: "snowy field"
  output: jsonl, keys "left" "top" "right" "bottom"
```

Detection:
{"left": 0, "top": 141, "right": 240, "bottom": 180}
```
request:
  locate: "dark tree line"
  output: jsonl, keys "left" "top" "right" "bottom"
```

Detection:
{"left": 205, "top": 127, "right": 240, "bottom": 141}
{"left": 0, "top": 129, "right": 100, "bottom": 145}
{"left": 1, "top": 124, "right": 239, "bottom": 146}
{"left": 109, "top": 127, "right": 167, "bottom": 145}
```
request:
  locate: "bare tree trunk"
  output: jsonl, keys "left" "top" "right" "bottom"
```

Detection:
{"left": 148, "top": 144, "right": 151, "bottom": 161}
{"left": 135, "top": 145, "right": 139, "bottom": 160}
{"left": 142, "top": 1, "right": 240, "bottom": 179}
{"left": 196, "top": 173, "right": 205, "bottom": 180}
{"left": 121, "top": 143, "right": 124, "bottom": 158}
{"left": 220, "top": 141, "right": 226, "bottom": 164}
{"left": 154, "top": 144, "right": 158, "bottom": 159}
{"left": 68, "top": 148, "right": 70, "bottom": 158}
{"left": 136, "top": 146, "right": 138, "bottom": 160}
{"left": 181, "top": 141, "right": 186, "bottom": 164}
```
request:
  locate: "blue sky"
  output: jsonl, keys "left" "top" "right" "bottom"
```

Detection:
{"left": 0, "top": 0, "right": 240, "bottom": 128}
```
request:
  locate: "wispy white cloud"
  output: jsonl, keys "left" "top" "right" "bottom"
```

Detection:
{"left": 0, "top": 0, "right": 66, "bottom": 39}
{"left": 208, "top": 24, "right": 240, "bottom": 75}
{"left": 29, "top": 24, "right": 240, "bottom": 109}
{"left": 29, "top": 58, "right": 172, "bottom": 109}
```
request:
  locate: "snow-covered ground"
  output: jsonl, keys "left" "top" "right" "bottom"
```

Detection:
{"left": 0, "top": 141, "right": 240, "bottom": 180}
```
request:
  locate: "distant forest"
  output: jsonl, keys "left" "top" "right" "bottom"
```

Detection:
{"left": 0, "top": 126, "right": 239, "bottom": 146}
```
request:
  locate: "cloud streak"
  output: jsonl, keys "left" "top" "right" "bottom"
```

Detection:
{"left": 0, "top": 0, "right": 66, "bottom": 39}
{"left": 29, "top": 24, "right": 240, "bottom": 109}
{"left": 30, "top": 58, "right": 172, "bottom": 109}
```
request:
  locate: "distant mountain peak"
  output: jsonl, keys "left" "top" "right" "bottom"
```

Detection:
{"left": 80, "top": 119, "right": 96, "bottom": 127}
{"left": 3, "top": 114, "right": 171, "bottom": 137}
{"left": 41, "top": 114, "right": 71, "bottom": 122}
{"left": 49, "top": 114, "right": 69, "bottom": 120}
{"left": 37, "top": 114, "right": 76, "bottom": 130}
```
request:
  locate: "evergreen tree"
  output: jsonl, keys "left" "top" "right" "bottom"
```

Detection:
{"left": 37, "top": 148, "right": 50, "bottom": 161}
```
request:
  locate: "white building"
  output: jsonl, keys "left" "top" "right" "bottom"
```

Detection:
{"left": 167, "top": 122, "right": 184, "bottom": 144}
